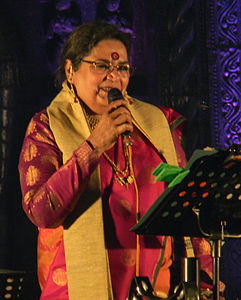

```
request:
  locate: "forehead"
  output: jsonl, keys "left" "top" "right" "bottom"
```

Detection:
{"left": 88, "top": 39, "right": 128, "bottom": 61}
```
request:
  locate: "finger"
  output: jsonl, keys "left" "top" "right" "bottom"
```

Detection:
{"left": 110, "top": 106, "right": 132, "bottom": 122}
{"left": 115, "top": 122, "right": 133, "bottom": 137}
{"left": 111, "top": 106, "right": 131, "bottom": 118}
{"left": 107, "top": 99, "right": 129, "bottom": 113}
{"left": 112, "top": 111, "right": 133, "bottom": 127}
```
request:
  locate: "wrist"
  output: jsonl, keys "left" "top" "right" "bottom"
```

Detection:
{"left": 86, "top": 139, "right": 95, "bottom": 151}
{"left": 86, "top": 139, "right": 103, "bottom": 157}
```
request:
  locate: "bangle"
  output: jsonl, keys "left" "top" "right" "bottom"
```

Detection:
{"left": 86, "top": 139, "right": 95, "bottom": 151}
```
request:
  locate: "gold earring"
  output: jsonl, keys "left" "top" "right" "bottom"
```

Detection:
{"left": 67, "top": 65, "right": 78, "bottom": 103}
{"left": 123, "top": 90, "right": 132, "bottom": 104}
{"left": 70, "top": 83, "right": 78, "bottom": 103}
{"left": 68, "top": 65, "right": 73, "bottom": 82}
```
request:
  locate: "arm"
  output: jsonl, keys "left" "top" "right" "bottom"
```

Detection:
{"left": 19, "top": 110, "right": 100, "bottom": 228}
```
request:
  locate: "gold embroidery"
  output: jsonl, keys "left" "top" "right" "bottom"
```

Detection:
{"left": 43, "top": 127, "right": 51, "bottom": 136}
{"left": 26, "top": 119, "right": 36, "bottom": 136}
{"left": 24, "top": 189, "right": 36, "bottom": 205}
{"left": 36, "top": 131, "right": 55, "bottom": 146}
{"left": 40, "top": 113, "right": 49, "bottom": 125}
{"left": 52, "top": 268, "right": 67, "bottom": 286}
{"left": 26, "top": 165, "right": 41, "bottom": 186}
{"left": 41, "top": 154, "right": 59, "bottom": 170}
{"left": 199, "top": 239, "right": 211, "bottom": 254}
{"left": 47, "top": 188, "right": 61, "bottom": 210}
{"left": 33, "top": 188, "right": 45, "bottom": 204}
{"left": 23, "top": 141, "right": 38, "bottom": 162}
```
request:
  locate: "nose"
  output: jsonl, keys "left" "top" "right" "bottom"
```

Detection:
{"left": 107, "top": 66, "right": 120, "bottom": 80}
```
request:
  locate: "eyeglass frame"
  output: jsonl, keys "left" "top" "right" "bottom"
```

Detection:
{"left": 81, "top": 59, "right": 135, "bottom": 76}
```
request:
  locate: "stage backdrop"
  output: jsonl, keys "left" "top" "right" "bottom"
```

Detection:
{"left": 0, "top": 0, "right": 240, "bottom": 297}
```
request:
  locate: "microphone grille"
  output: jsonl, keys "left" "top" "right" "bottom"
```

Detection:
{"left": 108, "top": 88, "right": 123, "bottom": 103}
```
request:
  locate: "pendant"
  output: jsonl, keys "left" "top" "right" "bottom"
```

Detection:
{"left": 115, "top": 175, "right": 134, "bottom": 186}
{"left": 127, "top": 175, "right": 134, "bottom": 184}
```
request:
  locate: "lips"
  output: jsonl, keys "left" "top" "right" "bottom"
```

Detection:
{"left": 99, "top": 86, "right": 120, "bottom": 93}
{"left": 100, "top": 87, "right": 112, "bottom": 93}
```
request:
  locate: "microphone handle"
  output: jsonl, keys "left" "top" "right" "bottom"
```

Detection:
{"left": 108, "top": 88, "right": 132, "bottom": 144}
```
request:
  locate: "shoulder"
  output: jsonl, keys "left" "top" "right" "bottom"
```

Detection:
{"left": 25, "top": 109, "right": 57, "bottom": 147}
{"left": 157, "top": 105, "right": 184, "bottom": 122}
{"left": 26, "top": 109, "right": 49, "bottom": 136}
{"left": 157, "top": 106, "right": 186, "bottom": 131}
{"left": 31, "top": 109, "right": 49, "bottom": 125}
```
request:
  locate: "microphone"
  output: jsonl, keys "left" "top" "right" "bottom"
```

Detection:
{"left": 108, "top": 88, "right": 132, "bottom": 143}
{"left": 108, "top": 88, "right": 124, "bottom": 103}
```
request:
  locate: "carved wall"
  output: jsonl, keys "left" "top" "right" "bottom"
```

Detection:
{"left": 207, "top": 0, "right": 241, "bottom": 149}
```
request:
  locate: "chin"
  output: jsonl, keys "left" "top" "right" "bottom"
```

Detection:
{"left": 97, "top": 93, "right": 108, "bottom": 105}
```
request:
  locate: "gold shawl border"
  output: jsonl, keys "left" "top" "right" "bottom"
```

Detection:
{"left": 47, "top": 82, "right": 178, "bottom": 299}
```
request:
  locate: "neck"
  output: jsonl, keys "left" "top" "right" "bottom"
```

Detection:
{"left": 82, "top": 101, "right": 101, "bottom": 119}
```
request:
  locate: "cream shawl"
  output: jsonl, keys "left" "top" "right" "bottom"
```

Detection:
{"left": 47, "top": 82, "right": 178, "bottom": 299}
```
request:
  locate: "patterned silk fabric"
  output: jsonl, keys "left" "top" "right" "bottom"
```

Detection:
{"left": 19, "top": 107, "right": 213, "bottom": 299}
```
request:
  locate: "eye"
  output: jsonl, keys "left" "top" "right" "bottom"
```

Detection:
{"left": 118, "top": 65, "right": 130, "bottom": 72}
{"left": 95, "top": 63, "right": 110, "bottom": 71}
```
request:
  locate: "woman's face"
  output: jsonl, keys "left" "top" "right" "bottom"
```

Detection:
{"left": 69, "top": 39, "right": 130, "bottom": 115}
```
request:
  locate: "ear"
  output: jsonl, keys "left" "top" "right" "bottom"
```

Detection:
{"left": 65, "top": 59, "right": 74, "bottom": 83}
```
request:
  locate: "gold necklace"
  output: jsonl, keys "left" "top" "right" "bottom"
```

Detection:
{"left": 102, "top": 146, "right": 133, "bottom": 186}
{"left": 83, "top": 108, "right": 133, "bottom": 186}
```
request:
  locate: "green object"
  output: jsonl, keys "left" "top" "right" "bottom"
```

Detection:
{"left": 153, "top": 163, "right": 183, "bottom": 182}
{"left": 153, "top": 149, "right": 218, "bottom": 187}
{"left": 152, "top": 163, "right": 189, "bottom": 187}
{"left": 168, "top": 169, "right": 190, "bottom": 187}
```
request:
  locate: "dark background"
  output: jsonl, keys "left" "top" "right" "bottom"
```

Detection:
{"left": 0, "top": 0, "right": 240, "bottom": 298}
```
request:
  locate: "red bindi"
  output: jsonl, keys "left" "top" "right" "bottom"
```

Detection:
{"left": 111, "top": 52, "right": 119, "bottom": 60}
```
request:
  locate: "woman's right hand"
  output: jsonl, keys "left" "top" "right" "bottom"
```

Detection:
{"left": 87, "top": 99, "right": 133, "bottom": 156}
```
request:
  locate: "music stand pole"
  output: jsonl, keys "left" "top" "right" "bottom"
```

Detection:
{"left": 212, "top": 238, "right": 221, "bottom": 300}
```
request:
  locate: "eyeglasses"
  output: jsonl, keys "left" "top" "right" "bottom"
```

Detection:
{"left": 81, "top": 59, "right": 135, "bottom": 77}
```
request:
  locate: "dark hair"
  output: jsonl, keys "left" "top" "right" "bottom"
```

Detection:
{"left": 56, "top": 22, "right": 131, "bottom": 84}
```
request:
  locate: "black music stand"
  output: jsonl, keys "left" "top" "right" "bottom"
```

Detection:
{"left": 0, "top": 269, "right": 40, "bottom": 300}
{"left": 131, "top": 145, "right": 241, "bottom": 300}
